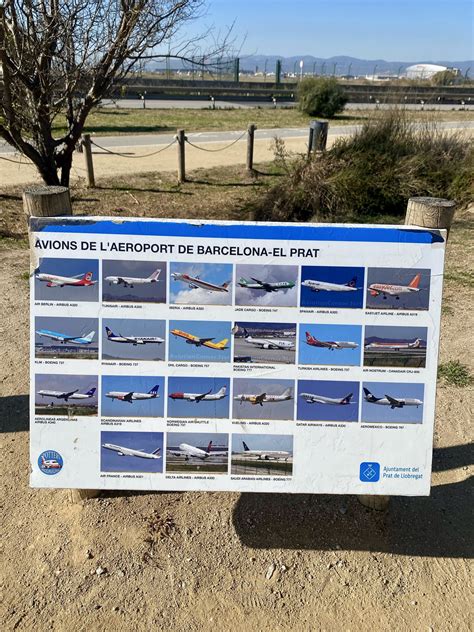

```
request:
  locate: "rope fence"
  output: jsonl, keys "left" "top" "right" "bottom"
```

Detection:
{"left": 90, "top": 137, "right": 177, "bottom": 158}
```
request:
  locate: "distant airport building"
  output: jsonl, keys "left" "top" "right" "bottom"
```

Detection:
{"left": 405, "top": 63, "right": 457, "bottom": 79}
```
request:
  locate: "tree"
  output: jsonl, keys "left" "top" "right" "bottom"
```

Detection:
{"left": 431, "top": 70, "right": 458, "bottom": 86}
{"left": 297, "top": 77, "right": 347, "bottom": 118}
{"left": 0, "top": 1, "right": 230, "bottom": 186}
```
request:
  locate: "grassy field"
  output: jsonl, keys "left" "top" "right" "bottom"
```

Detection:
{"left": 51, "top": 107, "right": 474, "bottom": 136}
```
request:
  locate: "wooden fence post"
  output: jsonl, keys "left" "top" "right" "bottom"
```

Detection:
{"left": 177, "top": 129, "right": 186, "bottom": 183}
{"left": 246, "top": 124, "right": 256, "bottom": 173}
{"left": 358, "top": 196, "right": 456, "bottom": 513}
{"left": 82, "top": 134, "right": 96, "bottom": 188}
{"left": 23, "top": 185, "right": 72, "bottom": 217}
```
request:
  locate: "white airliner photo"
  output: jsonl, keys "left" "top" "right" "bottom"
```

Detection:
{"left": 234, "top": 388, "right": 293, "bottom": 406}
{"left": 36, "top": 328, "right": 95, "bottom": 345}
{"left": 105, "top": 326, "right": 164, "bottom": 346}
{"left": 243, "top": 333, "right": 295, "bottom": 350}
{"left": 365, "top": 338, "right": 422, "bottom": 351}
{"left": 169, "top": 386, "right": 227, "bottom": 403}
{"left": 238, "top": 277, "right": 295, "bottom": 292}
{"left": 105, "top": 268, "right": 161, "bottom": 288}
{"left": 363, "top": 388, "right": 423, "bottom": 409}
{"left": 38, "top": 387, "right": 96, "bottom": 402}
{"left": 300, "top": 392, "right": 353, "bottom": 405}
{"left": 171, "top": 272, "right": 231, "bottom": 293}
{"left": 368, "top": 273, "right": 421, "bottom": 299}
{"left": 305, "top": 331, "right": 358, "bottom": 350}
{"left": 167, "top": 441, "right": 228, "bottom": 461}
{"left": 236, "top": 441, "right": 291, "bottom": 461}
{"left": 301, "top": 276, "right": 359, "bottom": 292}
{"left": 36, "top": 271, "right": 97, "bottom": 287}
{"left": 102, "top": 443, "right": 162, "bottom": 459}
{"left": 40, "top": 456, "right": 62, "bottom": 469}
{"left": 105, "top": 384, "right": 160, "bottom": 403}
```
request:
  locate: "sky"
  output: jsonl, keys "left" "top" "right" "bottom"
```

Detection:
{"left": 35, "top": 374, "right": 98, "bottom": 406}
{"left": 232, "top": 378, "right": 295, "bottom": 420}
{"left": 202, "top": 0, "right": 473, "bottom": 61}
{"left": 300, "top": 266, "right": 365, "bottom": 309}
{"left": 364, "top": 325, "right": 427, "bottom": 343}
{"left": 366, "top": 268, "right": 431, "bottom": 311}
{"left": 169, "top": 319, "right": 232, "bottom": 363}
{"left": 102, "top": 318, "right": 166, "bottom": 361}
{"left": 101, "top": 431, "right": 164, "bottom": 473}
{"left": 361, "top": 381, "right": 424, "bottom": 424}
{"left": 231, "top": 433, "right": 294, "bottom": 454}
{"left": 298, "top": 324, "right": 362, "bottom": 366}
{"left": 169, "top": 262, "right": 233, "bottom": 305}
{"left": 235, "top": 264, "right": 298, "bottom": 307}
{"left": 297, "top": 380, "right": 359, "bottom": 422}
{"left": 102, "top": 260, "right": 166, "bottom": 303}
{"left": 101, "top": 376, "right": 165, "bottom": 417}
{"left": 167, "top": 376, "right": 230, "bottom": 418}
{"left": 35, "top": 257, "right": 99, "bottom": 302}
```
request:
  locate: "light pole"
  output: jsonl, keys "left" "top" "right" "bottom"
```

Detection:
{"left": 312, "top": 61, "right": 317, "bottom": 76}
{"left": 293, "top": 60, "right": 298, "bottom": 77}
{"left": 372, "top": 64, "right": 378, "bottom": 79}
{"left": 348, "top": 62, "right": 352, "bottom": 77}
{"left": 299, "top": 60, "right": 304, "bottom": 80}
{"left": 321, "top": 62, "right": 326, "bottom": 76}
{"left": 332, "top": 62, "right": 337, "bottom": 76}
{"left": 264, "top": 59, "right": 268, "bottom": 82}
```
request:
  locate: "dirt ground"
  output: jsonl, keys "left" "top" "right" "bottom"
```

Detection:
{"left": 0, "top": 207, "right": 473, "bottom": 631}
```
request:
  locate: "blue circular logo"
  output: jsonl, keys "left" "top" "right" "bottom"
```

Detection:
{"left": 38, "top": 450, "right": 63, "bottom": 475}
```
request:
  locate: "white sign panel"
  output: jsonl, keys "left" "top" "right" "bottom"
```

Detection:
{"left": 29, "top": 217, "right": 446, "bottom": 495}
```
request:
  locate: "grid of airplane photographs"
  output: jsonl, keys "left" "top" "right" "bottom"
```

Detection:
{"left": 34, "top": 257, "right": 433, "bottom": 478}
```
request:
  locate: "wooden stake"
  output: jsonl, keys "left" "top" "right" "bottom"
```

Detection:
{"left": 246, "top": 124, "right": 256, "bottom": 172}
{"left": 177, "top": 129, "right": 186, "bottom": 183}
{"left": 23, "top": 185, "right": 72, "bottom": 217}
{"left": 82, "top": 134, "right": 96, "bottom": 188}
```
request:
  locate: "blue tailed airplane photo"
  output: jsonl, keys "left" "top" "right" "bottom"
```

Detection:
{"left": 102, "top": 319, "right": 166, "bottom": 361}
{"left": 298, "top": 324, "right": 362, "bottom": 366}
{"left": 35, "top": 316, "right": 98, "bottom": 359}
{"left": 168, "top": 376, "right": 230, "bottom": 419}
{"left": 297, "top": 380, "right": 360, "bottom": 422}
{"left": 101, "top": 375, "right": 165, "bottom": 417}
{"left": 361, "top": 381, "right": 425, "bottom": 424}
{"left": 300, "top": 266, "right": 365, "bottom": 309}
{"left": 101, "top": 431, "right": 164, "bottom": 473}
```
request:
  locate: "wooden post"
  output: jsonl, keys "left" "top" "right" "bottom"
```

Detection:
{"left": 246, "top": 124, "right": 256, "bottom": 173}
{"left": 177, "top": 129, "right": 186, "bottom": 183}
{"left": 23, "top": 185, "right": 72, "bottom": 217}
{"left": 82, "top": 134, "right": 96, "bottom": 188}
{"left": 405, "top": 197, "right": 456, "bottom": 235}
{"left": 313, "top": 120, "right": 329, "bottom": 152}
{"left": 358, "top": 196, "right": 456, "bottom": 513}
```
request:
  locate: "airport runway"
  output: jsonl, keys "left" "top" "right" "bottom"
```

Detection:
{"left": 231, "top": 458, "right": 293, "bottom": 477}
{"left": 233, "top": 338, "right": 295, "bottom": 365}
{"left": 364, "top": 349, "right": 427, "bottom": 368}
{"left": 35, "top": 405, "right": 98, "bottom": 416}
{"left": 166, "top": 455, "right": 228, "bottom": 474}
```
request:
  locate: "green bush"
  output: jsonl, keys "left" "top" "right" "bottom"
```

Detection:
{"left": 256, "top": 109, "right": 473, "bottom": 223}
{"left": 297, "top": 77, "right": 348, "bottom": 118}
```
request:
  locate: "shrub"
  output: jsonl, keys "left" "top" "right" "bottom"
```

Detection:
{"left": 256, "top": 109, "right": 473, "bottom": 222}
{"left": 297, "top": 77, "right": 348, "bottom": 118}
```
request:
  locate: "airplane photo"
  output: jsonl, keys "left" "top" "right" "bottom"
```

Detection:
{"left": 34, "top": 258, "right": 99, "bottom": 302}
{"left": 34, "top": 316, "right": 99, "bottom": 360}
{"left": 167, "top": 377, "right": 230, "bottom": 419}
{"left": 232, "top": 379, "right": 295, "bottom": 421}
{"left": 231, "top": 434, "right": 293, "bottom": 477}
{"left": 361, "top": 382, "right": 425, "bottom": 424}
{"left": 168, "top": 320, "right": 232, "bottom": 363}
{"left": 235, "top": 264, "right": 298, "bottom": 307}
{"left": 364, "top": 326, "right": 428, "bottom": 368}
{"left": 35, "top": 373, "right": 99, "bottom": 416}
{"left": 298, "top": 324, "right": 362, "bottom": 367}
{"left": 39, "top": 455, "right": 62, "bottom": 470}
{"left": 166, "top": 432, "right": 229, "bottom": 474}
{"left": 101, "top": 376, "right": 165, "bottom": 417}
{"left": 169, "top": 263, "right": 233, "bottom": 306}
{"left": 105, "top": 384, "right": 160, "bottom": 403}
{"left": 297, "top": 380, "right": 359, "bottom": 422}
{"left": 102, "top": 319, "right": 166, "bottom": 362}
{"left": 105, "top": 268, "right": 161, "bottom": 288}
{"left": 233, "top": 322, "right": 296, "bottom": 365}
{"left": 101, "top": 431, "right": 164, "bottom": 473}
{"left": 366, "top": 268, "right": 431, "bottom": 311}
{"left": 300, "top": 266, "right": 365, "bottom": 309}
{"left": 102, "top": 260, "right": 166, "bottom": 304}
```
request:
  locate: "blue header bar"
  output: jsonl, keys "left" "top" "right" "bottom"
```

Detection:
{"left": 31, "top": 218, "right": 444, "bottom": 244}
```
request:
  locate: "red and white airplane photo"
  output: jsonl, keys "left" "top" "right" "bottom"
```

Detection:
{"left": 36, "top": 270, "right": 97, "bottom": 287}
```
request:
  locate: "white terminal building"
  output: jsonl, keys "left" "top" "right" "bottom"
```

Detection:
{"left": 405, "top": 63, "right": 457, "bottom": 79}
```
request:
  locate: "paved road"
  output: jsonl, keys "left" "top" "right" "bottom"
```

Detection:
{"left": 3, "top": 121, "right": 472, "bottom": 153}
{"left": 1, "top": 120, "right": 472, "bottom": 155}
